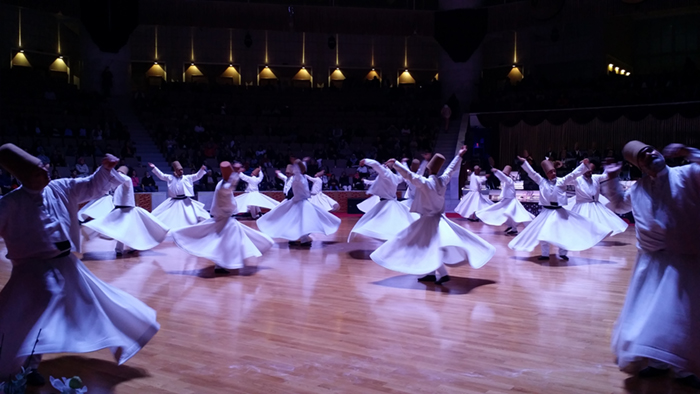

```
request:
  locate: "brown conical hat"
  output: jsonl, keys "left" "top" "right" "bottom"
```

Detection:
{"left": 0, "top": 143, "right": 42, "bottom": 183}
{"left": 285, "top": 164, "right": 294, "bottom": 175}
{"left": 622, "top": 140, "right": 651, "bottom": 168}
{"left": 296, "top": 160, "right": 307, "bottom": 174}
{"left": 410, "top": 159, "right": 420, "bottom": 172}
{"left": 502, "top": 165, "right": 512, "bottom": 175}
{"left": 251, "top": 167, "right": 261, "bottom": 176}
{"left": 220, "top": 161, "right": 233, "bottom": 181}
{"left": 427, "top": 153, "right": 445, "bottom": 175}
{"left": 541, "top": 160, "right": 555, "bottom": 174}
{"left": 171, "top": 161, "right": 183, "bottom": 171}
{"left": 117, "top": 166, "right": 129, "bottom": 174}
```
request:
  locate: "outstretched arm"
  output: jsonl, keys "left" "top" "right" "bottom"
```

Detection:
{"left": 394, "top": 161, "right": 427, "bottom": 189}
{"left": 561, "top": 159, "right": 590, "bottom": 185}
{"left": 149, "top": 163, "right": 170, "bottom": 182}
{"left": 439, "top": 145, "right": 467, "bottom": 185}
{"left": 517, "top": 156, "right": 543, "bottom": 184}
{"left": 601, "top": 162, "right": 632, "bottom": 214}
{"left": 68, "top": 154, "right": 123, "bottom": 203}
{"left": 187, "top": 165, "right": 207, "bottom": 182}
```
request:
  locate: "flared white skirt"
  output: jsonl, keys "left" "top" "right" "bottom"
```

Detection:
{"left": 357, "top": 195, "right": 380, "bottom": 213}
{"left": 348, "top": 199, "right": 416, "bottom": 241}
{"left": 172, "top": 217, "right": 274, "bottom": 269}
{"left": 370, "top": 214, "right": 496, "bottom": 275}
{"left": 570, "top": 201, "right": 628, "bottom": 236}
{"left": 612, "top": 250, "right": 700, "bottom": 376}
{"left": 476, "top": 197, "right": 535, "bottom": 226}
{"left": 257, "top": 198, "right": 341, "bottom": 240}
{"left": 310, "top": 192, "right": 340, "bottom": 212}
{"left": 78, "top": 194, "right": 114, "bottom": 221}
{"left": 234, "top": 191, "right": 280, "bottom": 212}
{"left": 508, "top": 207, "right": 610, "bottom": 252}
{"left": 83, "top": 207, "right": 169, "bottom": 250}
{"left": 454, "top": 191, "right": 493, "bottom": 218}
{"left": 0, "top": 255, "right": 159, "bottom": 376}
{"left": 151, "top": 197, "right": 210, "bottom": 230}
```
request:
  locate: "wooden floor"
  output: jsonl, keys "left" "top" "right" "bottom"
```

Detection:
{"left": 1, "top": 217, "right": 696, "bottom": 394}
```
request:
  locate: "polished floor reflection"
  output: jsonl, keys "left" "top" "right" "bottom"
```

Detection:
{"left": 1, "top": 218, "right": 695, "bottom": 393}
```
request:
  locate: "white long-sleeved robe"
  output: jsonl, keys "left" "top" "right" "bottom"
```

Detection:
{"left": 0, "top": 166, "right": 160, "bottom": 376}
{"left": 348, "top": 159, "right": 415, "bottom": 241}
{"left": 172, "top": 174, "right": 274, "bottom": 269}
{"left": 454, "top": 172, "right": 493, "bottom": 218}
{"left": 307, "top": 175, "right": 339, "bottom": 212}
{"left": 606, "top": 149, "right": 700, "bottom": 376}
{"left": 257, "top": 163, "right": 340, "bottom": 241}
{"left": 83, "top": 172, "right": 169, "bottom": 251}
{"left": 370, "top": 156, "right": 495, "bottom": 274}
{"left": 150, "top": 166, "right": 209, "bottom": 229}
{"left": 508, "top": 161, "right": 610, "bottom": 252}
{"left": 235, "top": 171, "right": 280, "bottom": 214}
{"left": 475, "top": 170, "right": 534, "bottom": 228}
{"left": 566, "top": 173, "right": 628, "bottom": 236}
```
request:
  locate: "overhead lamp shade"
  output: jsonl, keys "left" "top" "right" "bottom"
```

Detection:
{"left": 365, "top": 70, "right": 380, "bottom": 80}
{"left": 259, "top": 67, "right": 277, "bottom": 79}
{"left": 293, "top": 68, "right": 312, "bottom": 81}
{"left": 507, "top": 67, "right": 523, "bottom": 84}
{"left": 221, "top": 66, "right": 240, "bottom": 79}
{"left": 398, "top": 70, "right": 415, "bottom": 84}
{"left": 330, "top": 69, "right": 345, "bottom": 81}
{"left": 186, "top": 65, "right": 203, "bottom": 76}
{"left": 147, "top": 64, "right": 165, "bottom": 77}
{"left": 49, "top": 58, "right": 68, "bottom": 72}
{"left": 12, "top": 52, "right": 31, "bottom": 67}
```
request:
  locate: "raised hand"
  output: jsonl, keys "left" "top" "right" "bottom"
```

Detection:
{"left": 458, "top": 145, "right": 468, "bottom": 157}
{"left": 200, "top": 165, "right": 207, "bottom": 171}
{"left": 148, "top": 162, "right": 155, "bottom": 168}
{"left": 102, "top": 154, "right": 119, "bottom": 170}
{"left": 582, "top": 158, "right": 590, "bottom": 166}
{"left": 516, "top": 156, "right": 526, "bottom": 163}
{"left": 604, "top": 162, "right": 623, "bottom": 177}
{"left": 662, "top": 143, "right": 688, "bottom": 158}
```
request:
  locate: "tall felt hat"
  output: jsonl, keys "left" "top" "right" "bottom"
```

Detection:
{"left": 171, "top": 161, "right": 183, "bottom": 171}
{"left": 285, "top": 164, "right": 294, "bottom": 174}
{"left": 622, "top": 140, "right": 651, "bottom": 168}
{"left": 410, "top": 159, "right": 420, "bottom": 172}
{"left": 296, "top": 160, "right": 306, "bottom": 174}
{"left": 541, "top": 160, "right": 555, "bottom": 174}
{"left": 220, "top": 161, "right": 233, "bottom": 181}
{"left": 502, "top": 165, "right": 512, "bottom": 175}
{"left": 427, "top": 153, "right": 445, "bottom": 175}
{"left": 0, "top": 143, "right": 42, "bottom": 183}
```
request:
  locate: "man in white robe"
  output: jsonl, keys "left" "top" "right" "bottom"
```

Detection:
{"left": 0, "top": 144, "right": 159, "bottom": 383}
{"left": 454, "top": 165, "right": 493, "bottom": 220}
{"left": 236, "top": 166, "right": 279, "bottom": 218}
{"left": 370, "top": 146, "right": 495, "bottom": 284}
{"left": 475, "top": 165, "right": 534, "bottom": 235}
{"left": 149, "top": 161, "right": 209, "bottom": 230}
{"left": 275, "top": 164, "right": 295, "bottom": 199}
{"left": 605, "top": 141, "right": 700, "bottom": 388}
{"left": 83, "top": 166, "right": 169, "bottom": 255}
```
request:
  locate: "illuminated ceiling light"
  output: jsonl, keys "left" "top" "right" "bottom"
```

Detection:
{"left": 154, "top": 61, "right": 158, "bottom": 65}
{"left": 330, "top": 68, "right": 345, "bottom": 81}
{"left": 620, "top": 69, "right": 625, "bottom": 74}
{"left": 12, "top": 52, "right": 31, "bottom": 67}
{"left": 614, "top": 66, "right": 620, "bottom": 74}
{"left": 625, "top": 72, "right": 630, "bottom": 76}
{"left": 59, "top": 55, "right": 63, "bottom": 59}
{"left": 608, "top": 63, "right": 613, "bottom": 71}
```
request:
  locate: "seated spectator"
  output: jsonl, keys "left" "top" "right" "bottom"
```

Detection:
{"left": 36, "top": 147, "right": 50, "bottom": 165}
{"left": 356, "top": 162, "right": 369, "bottom": 179}
{"left": 328, "top": 174, "right": 339, "bottom": 190}
{"left": 75, "top": 157, "right": 90, "bottom": 177}
{"left": 51, "top": 168, "right": 60, "bottom": 180}
{"left": 141, "top": 172, "right": 157, "bottom": 192}
{"left": 352, "top": 172, "right": 364, "bottom": 190}
{"left": 130, "top": 169, "right": 142, "bottom": 192}
{"left": 339, "top": 172, "right": 351, "bottom": 191}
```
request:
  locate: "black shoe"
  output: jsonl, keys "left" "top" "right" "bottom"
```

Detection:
{"left": 467, "top": 217, "right": 480, "bottom": 222}
{"left": 504, "top": 227, "right": 512, "bottom": 233}
{"left": 558, "top": 255, "right": 569, "bottom": 261}
{"left": 417, "top": 274, "right": 436, "bottom": 282}
{"left": 288, "top": 240, "right": 299, "bottom": 246}
{"left": 299, "top": 241, "right": 312, "bottom": 247}
{"left": 676, "top": 375, "right": 700, "bottom": 389}
{"left": 214, "top": 267, "right": 230, "bottom": 274}
{"left": 638, "top": 366, "right": 669, "bottom": 378}
{"left": 435, "top": 275, "right": 451, "bottom": 285}
{"left": 26, "top": 370, "right": 46, "bottom": 387}
{"left": 538, "top": 256, "right": 550, "bottom": 261}
{"left": 507, "top": 230, "right": 518, "bottom": 235}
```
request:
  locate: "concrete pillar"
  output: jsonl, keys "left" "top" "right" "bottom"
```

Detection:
{"left": 80, "top": 26, "right": 131, "bottom": 97}
{"left": 438, "top": 0, "right": 483, "bottom": 112}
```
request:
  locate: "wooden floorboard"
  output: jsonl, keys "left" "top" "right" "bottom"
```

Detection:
{"left": 1, "top": 218, "right": 696, "bottom": 393}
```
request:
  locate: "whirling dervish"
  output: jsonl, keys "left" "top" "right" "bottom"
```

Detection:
{"left": 307, "top": 170, "right": 340, "bottom": 212}
{"left": 149, "top": 161, "right": 210, "bottom": 230}
{"left": 171, "top": 162, "right": 274, "bottom": 274}
{"left": 235, "top": 166, "right": 280, "bottom": 218}
{"left": 454, "top": 165, "right": 493, "bottom": 220}
{"left": 475, "top": 165, "right": 534, "bottom": 235}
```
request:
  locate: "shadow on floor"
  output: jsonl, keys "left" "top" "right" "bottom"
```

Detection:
{"left": 165, "top": 265, "right": 269, "bottom": 278}
{"left": 512, "top": 255, "right": 618, "bottom": 267}
{"left": 371, "top": 274, "right": 495, "bottom": 295}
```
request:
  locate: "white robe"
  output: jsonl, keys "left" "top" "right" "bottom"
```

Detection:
{"left": 476, "top": 170, "right": 534, "bottom": 226}
{"left": 370, "top": 156, "right": 496, "bottom": 274}
{"left": 257, "top": 163, "right": 341, "bottom": 240}
{"left": 0, "top": 166, "right": 159, "bottom": 376}
{"left": 566, "top": 173, "right": 628, "bottom": 236}
{"left": 508, "top": 161, "right": 610, "bottom": 252}
{"left": 83, "top": 172, "right": 169, "bottom": 251}
{"left": 307, "top": 175, "right": 339, "bottom": 212}
{"left": 454, "top": 173, "right": 493, "bottom": 218}
{"left": 171, "top": 175, "right": 274, "bottom": 269}
{"left": 349, "top": 159, "right": 415, "bottom": 241}
{"left": 78, "top": 192, "right": 114, "bottom": 221}
{"left": 151, "top": 166, "right": 209, "bottom": 230}
{"left": 606, "top": 151, "right": 700, "bottom": 376}
{"left": 235, "top": 171, "right": 280, "bottom": 212}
